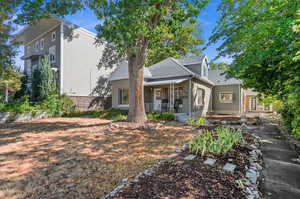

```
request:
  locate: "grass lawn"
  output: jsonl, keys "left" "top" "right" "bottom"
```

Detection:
{"left": 0, "top": 117, "right": 198, "bottom": 199}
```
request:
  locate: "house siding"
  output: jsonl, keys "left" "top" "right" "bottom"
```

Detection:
{"left": 212, "top": 84, "right": 241, "bottom": 114}
{"left": 191, "top": 78, "right": 213, "bottom": 116}
{"left": 24, "top": 25, "right": 61, "bottom": 77}
{"left": 63, "top": 27, "right": 110, "bottom": 96}
{"left": 111, "top": 79, "right": 130, "bottom": 109}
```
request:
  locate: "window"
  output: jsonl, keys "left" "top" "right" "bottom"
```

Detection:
{"left": 118, "top": 88, "right": 129, "bottom": 105}
{"left": 219, "top": 92, "right": 233, "bottom": 103}
{"left": 40, "top": 39, "right": 44, "bottom": 50}
{"left": 197, "top": 88, "right": 204, "bottom": 106}
{"left": 35, "top": 41, "right": 39, "bottom": 52}
{"left": 52, "top": 31, "right": 56, "bottom": 41}
{"left": 27, "top": 45, "right": 31, "bottom": 53}
{"left": 49, "top": 45, "right": 56, "bottom": 63}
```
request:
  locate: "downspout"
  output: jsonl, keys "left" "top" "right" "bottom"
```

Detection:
{"left": 59, "top": 22, "right": 64, "bottom": 95}
{"left": 188, "top": 77, "right": 192, "bottom": 117}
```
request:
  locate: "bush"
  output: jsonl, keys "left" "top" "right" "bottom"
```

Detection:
{"left": 41, "top": 93, "right": 76, "bottom": 117}
{"left": 189, "top": 127, "right": 244, "bottom": 156}
{"left": 0, "top": 95, "right": 36, "bottom": 113}
{"left": 187, "top": 116, "right": 206, "bottom": 125}
{"left": 147, "top": 112, "right": 174, "bottom": 121}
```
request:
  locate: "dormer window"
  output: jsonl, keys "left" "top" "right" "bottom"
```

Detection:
{"left": 40, "top": 39, "right": 44, "bottom": 50}
{"left": 52, "top": 32, "right": 56, "bottom": 41}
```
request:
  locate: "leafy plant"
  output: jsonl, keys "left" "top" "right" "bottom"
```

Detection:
{"left": 0, "top": 95, "right": 36, "bottom": 113}
{"left": 187, "top": 116, "right": 206, "bottom": 125}
{"left": 209, "top": 0, "right": 300, "bottom": 138}
{"left": 189, "top": 127, "right": 244, "bottom": 156}
{"left": 40, "top": 93, "right": 76, "bottom": 117}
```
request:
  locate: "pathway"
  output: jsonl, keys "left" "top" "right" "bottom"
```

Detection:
{"left": 248, "top": 117, "right": 300, "bottom": 199}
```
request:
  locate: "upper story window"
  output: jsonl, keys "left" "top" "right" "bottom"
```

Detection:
{"left": 35, "top": 41, "right": 39, "bottom": 52}
{"left": 52, "top": 32, "right": 56, "bottom": 41}
{"left": 40, "top": 39, "right": 44, "bottom": 50}
{"left": 49, "top": 45, "right": 56, "bottom": 63}
{"left": 26, "top": 45, "right": 31, "bottom": 53}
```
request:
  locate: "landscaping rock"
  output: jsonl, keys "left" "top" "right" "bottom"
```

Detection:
{"left": 204, "top": 158, "right": 216, "bottom": 166}
{"left": 15, "top": 112, "right": 33, "bottom": 122}
{"left": 166, "top": 153, "right": 178, "bottom": 160}
{"left": 223, "top": 163, "right": 236, "bottom": 172}
{"left": 184, "top": 154, "right": 196, "bottom": 161}
{"left": 246, "top": 169, "right": 258, "bottom": 184}
{"left": 0, "top": 112, "right": 10, "bottom": 123}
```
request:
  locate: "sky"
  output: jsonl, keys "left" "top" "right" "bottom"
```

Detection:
{"left": 15, "top": 0, "right": 230, "bottom": 68}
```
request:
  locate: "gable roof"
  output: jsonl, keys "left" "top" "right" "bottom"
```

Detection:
{"left": 147, "top": 58, "right": 192, "bottom": 78}
{"left": 208, "top": 69, "right": 242, "bottom": 85}
{"left": 177, "top": 56, "right": 206, "bottom": 66}
{"left": 110, "top": 56, "right": 215, "bottom": 85}
{"left": 110, "top": 61, "right": 152, "bottom": 81}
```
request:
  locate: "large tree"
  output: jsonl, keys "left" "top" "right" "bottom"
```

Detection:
{"left": 90, "top": 0, "right": 209, "bottom": 123}
{"left": 209, "top": 0, "right": 300, "bottom": 135}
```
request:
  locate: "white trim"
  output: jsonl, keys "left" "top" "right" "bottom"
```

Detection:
{"left": 77, "top": 27, "right": 97, "bottom": 38}
{"left": 60, "top": 22, "right": 64, "bottom": 95}
{"left": 24, "top": 24, "right": 61, "bottom": 46}
{"left": 219, "top": 92, "right": 233, "bottom": 104}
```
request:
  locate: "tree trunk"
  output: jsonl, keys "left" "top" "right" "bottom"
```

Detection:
{"left": 127, "top": 42, "right": 148, "bottom": 123}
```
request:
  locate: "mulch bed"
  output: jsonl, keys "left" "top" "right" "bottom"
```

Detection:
{"left": 110, "top": 130, "right": 255, "bottom": 199}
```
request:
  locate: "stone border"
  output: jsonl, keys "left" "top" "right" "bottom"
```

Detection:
{"left": 102, "top": 132, "right": 263, "bottom": 199}
{"left": 0, "top": 111, "right": 49, "bottom": 123}
{"left": 243, "top": 133, "right": 263, "bottom": 199}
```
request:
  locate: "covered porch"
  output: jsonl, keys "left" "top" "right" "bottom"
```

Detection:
{"left": 144, "top": 78, "right": 190, "bottom": 113}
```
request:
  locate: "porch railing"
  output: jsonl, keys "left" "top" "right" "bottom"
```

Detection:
{"left": 144, "top": 103, "right": 183, "bottom": 113}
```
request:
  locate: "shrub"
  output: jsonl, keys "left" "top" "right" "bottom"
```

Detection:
{"left": 189, "top": 127, "right": 244, "bottom": 156}
{"left": 31, "top": 56, "right": 56, "bottom": 102}
{"left": 147, "top": 112, "right": 174, "bottom": 121}
{"left": 40, "top": 93, "right": 76, "bottom": 117}
{"left": 0, "top": 95, "right": 36, "bottom": 113}
{"left": 187, "top": 116, "right": 206, "bottom": 125}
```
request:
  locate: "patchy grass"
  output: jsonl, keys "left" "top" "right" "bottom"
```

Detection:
{"left": 0, "top": 117, "right": 197, "bottom": 199}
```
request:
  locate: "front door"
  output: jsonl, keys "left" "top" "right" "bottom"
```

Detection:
{"left": 153, "top": 88, "right": 162, "bottom": 112}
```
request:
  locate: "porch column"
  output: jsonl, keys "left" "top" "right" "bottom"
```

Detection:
{"left": 169, "top": 83, "right": 174, "bottom": 112}
{"left": 188, "top": 78, "right": 192, "bottom": 116}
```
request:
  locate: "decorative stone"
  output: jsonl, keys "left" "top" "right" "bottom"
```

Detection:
{"left": 184, "top": 154, "right": 196, "bottom": 161}
{"left": 175, "top": 148, "right": 183, "bottom": 153}
{"left": 204, "top": 158, "right": 216, "bottom": 166}
{"left": 223, "top": 163, "right": 236, "bottom": 172}
{"left": 246, "top": 169, "right": 257, "bottom": 184}
{"left": 143, "top": 170, "right": 153, "bottom": 175}
{"left": 0, "top": 112, "right": 10, "bottom": 123}
{"left": 167, "top": 153, "right": 178, "bottom": 160}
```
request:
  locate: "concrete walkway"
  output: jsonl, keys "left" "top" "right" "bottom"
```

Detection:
{"left": 248, "top": 118, "right": 300, "bottom": 199}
